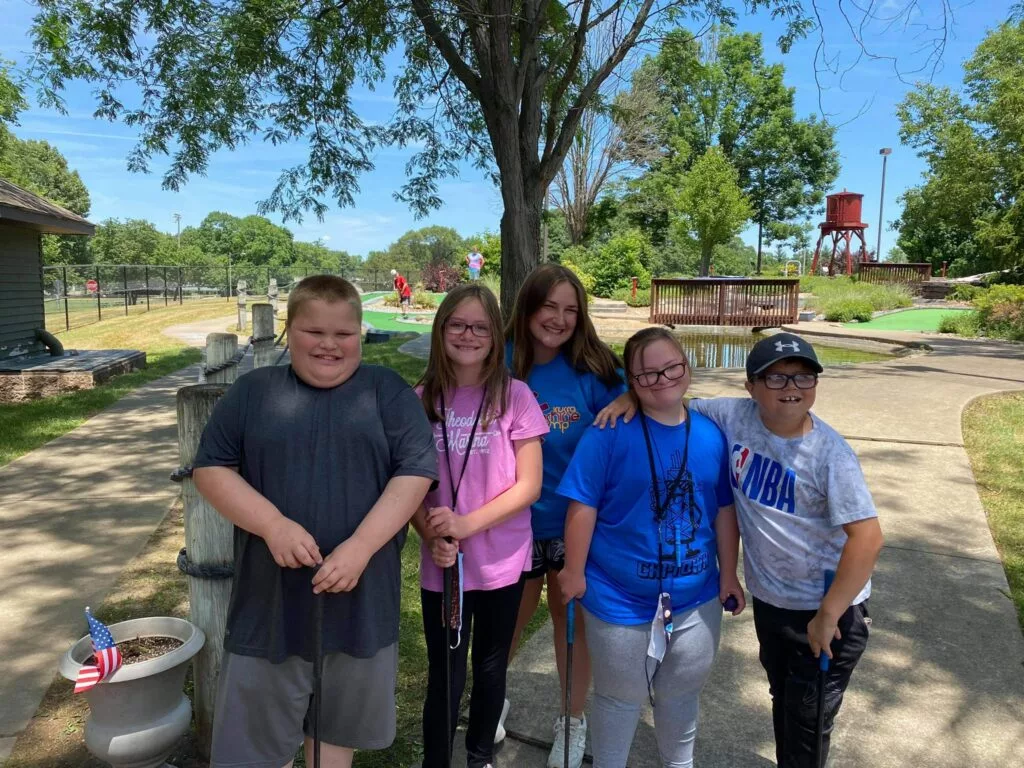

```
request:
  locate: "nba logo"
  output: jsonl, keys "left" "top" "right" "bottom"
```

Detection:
{"left": 731, "top": 445, "right": 750, "bottom": 487}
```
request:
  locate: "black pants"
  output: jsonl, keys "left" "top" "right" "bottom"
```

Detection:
{"left": 421, "top": 578, "right": 525, "bottom": 768}
{"left": 752, "top": 598, "right": 870, "bottom": 768}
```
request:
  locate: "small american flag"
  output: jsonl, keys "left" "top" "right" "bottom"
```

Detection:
{"left": 74, "top": 608, "right": 122, "bottom": 694}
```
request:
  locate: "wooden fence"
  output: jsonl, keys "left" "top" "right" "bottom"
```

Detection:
{"left": 649, "top": 278, "right": 800, "bottom": 327}
{"left": 858, "top": 262, "right": 932, "bottom": 285}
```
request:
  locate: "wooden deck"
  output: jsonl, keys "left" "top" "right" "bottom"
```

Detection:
{"left": 649, "top": 278, "right": 800, "bottom": 327}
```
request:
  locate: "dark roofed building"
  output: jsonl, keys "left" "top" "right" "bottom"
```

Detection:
{"left": 0, "top": 178, "right": 144, "bottom": 402}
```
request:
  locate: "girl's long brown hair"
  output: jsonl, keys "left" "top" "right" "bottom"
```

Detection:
{"left": 622, "top": 327, "right": 689, "bottom": 394}
{"left": 505, "top": 264, "right": 622, "bottom": 385}
{"left": 418, "top": 283, "right": 510, "bottom": 426}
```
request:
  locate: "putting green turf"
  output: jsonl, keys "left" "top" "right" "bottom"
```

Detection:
{"left": 844, "top": 308, "right": 974, "bottom": 332}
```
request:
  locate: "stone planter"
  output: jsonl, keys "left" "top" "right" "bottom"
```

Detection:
{"left": 60, "top": 617, "right": 205, "bottom": 768}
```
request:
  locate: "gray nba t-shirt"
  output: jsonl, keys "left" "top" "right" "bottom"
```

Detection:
{"left": 689, "top": 397, "right": 877, "bottom": 610}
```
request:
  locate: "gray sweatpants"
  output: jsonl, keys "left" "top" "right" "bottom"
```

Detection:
{"left": 584, "top": 598, "right": 722, "bottom": 768}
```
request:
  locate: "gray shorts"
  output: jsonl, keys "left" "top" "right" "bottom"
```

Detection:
{"left": 210, "top": 644, "right": 398, "bottom": 767}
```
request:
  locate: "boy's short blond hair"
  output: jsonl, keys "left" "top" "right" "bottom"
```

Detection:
{"left": 286, "top": 275, "right": 363, "bottom": 326}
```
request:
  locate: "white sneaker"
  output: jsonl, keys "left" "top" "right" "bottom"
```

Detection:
{"left": 546, "top": 714, "right": 586, "bottom": 768}
{"left": 494, "top": 697, "right": 511, "bottom": 744}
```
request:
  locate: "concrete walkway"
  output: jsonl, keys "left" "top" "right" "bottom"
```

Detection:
{"left": 0, "top": 317, "right": 243, "bottom": 763}
{"left": 482, "top": 324, "right": 1024, "bottom": 767}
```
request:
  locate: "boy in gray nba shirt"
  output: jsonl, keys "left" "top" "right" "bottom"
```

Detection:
{"left": 691, "top": 333, "right": 883, "bottom": 768}
{"left": 597, "top": 332, "right": 883, "bottom": 767}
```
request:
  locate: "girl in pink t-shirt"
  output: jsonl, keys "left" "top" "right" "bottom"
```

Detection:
{"left": 412, "top": 283, "right": 548, "bottom": 768}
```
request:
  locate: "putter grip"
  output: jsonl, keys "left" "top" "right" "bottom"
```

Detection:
{"left": 819, "top": 569, "right": 836, "bottom": 672}
{"left": 566, "top": 599, "right": 576, "bottom": 643}
{"left": 723, "top": 595, "right": 738, "bottom": 612}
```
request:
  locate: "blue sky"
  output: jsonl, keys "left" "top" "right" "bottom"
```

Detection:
{"left": 0, "top": 0, "right": 1013, "bottom": 259}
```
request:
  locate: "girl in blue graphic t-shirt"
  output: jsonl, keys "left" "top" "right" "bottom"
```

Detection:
{"left": 501, "top": 264, "right": 625, "bottom": 766}
{"left": 557, "top": 327, "right": 744, "bottom": 768}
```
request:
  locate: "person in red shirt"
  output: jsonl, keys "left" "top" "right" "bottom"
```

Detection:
{"left": 391, "top": 269, "right": 413, "bottom": 318}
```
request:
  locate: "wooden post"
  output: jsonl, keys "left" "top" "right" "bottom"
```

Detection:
{"left": 176, "top": 383, "right": 233, "bottom": 760}
{"left": 252, "top": 304, "right": 276, "bottom": 369}
{"left": 267, "top": 277, "right": 279, "bottom": 317}
{"left": 205, "top": 333, "right": 240, "bottom": 385}
{"left": 236, "top": 279, "right": 248, "bottom": 330}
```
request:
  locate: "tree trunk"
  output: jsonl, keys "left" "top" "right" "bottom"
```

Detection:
{"left": 699, "top": 241, "right": 714, "bottom": 277}
{"left": 499, "top": 179, "right": 544, "bottom": 317}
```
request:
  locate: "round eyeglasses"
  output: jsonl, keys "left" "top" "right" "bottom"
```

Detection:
{"left": 632, "top": 362, "right": 688, "bottom": 388}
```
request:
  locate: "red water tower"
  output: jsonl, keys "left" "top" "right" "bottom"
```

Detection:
{"left": 810, "top": 191, "right": 871, "bottom": 276}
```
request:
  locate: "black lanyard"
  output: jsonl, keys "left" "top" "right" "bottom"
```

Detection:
{"left": 438, "top": 387, "right": 487, "bottom": 511}
{"left": 639, "top": 406, "right": 692, "bottom": 523}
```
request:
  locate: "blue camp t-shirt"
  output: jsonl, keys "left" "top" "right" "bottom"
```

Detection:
{"left": 505, "top": 343, "right": 626, "bottom": 539}
{"left": 557, "top": 412, "right": 733, "bottom": 625}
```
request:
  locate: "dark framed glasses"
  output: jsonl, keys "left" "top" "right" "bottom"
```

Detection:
{"left": 758, "top": 373, "right": 818, "bottom": 390}
{"left": 445, "top": 320, "right": 492, "bottom": 338}
{"left": 632, "top": 362, "right": 688, "bottom": 388}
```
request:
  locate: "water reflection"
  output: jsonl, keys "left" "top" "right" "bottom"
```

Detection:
{"left": 671, "top": 332, "right": 883, "bottom": 369}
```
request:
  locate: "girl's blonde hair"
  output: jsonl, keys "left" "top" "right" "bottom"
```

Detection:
{"left": 622, "top": 327, "right": 689, "bottom": 393}
{"left": 418, "top": 283, "right": 510, "bottom": 426}
{"left": 504, "top": 264, "right": 621, "bottom": 385}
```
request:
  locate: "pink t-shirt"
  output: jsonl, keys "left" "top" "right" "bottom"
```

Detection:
{"left": 417, "top": 379, "right": 549, "bottom": 591}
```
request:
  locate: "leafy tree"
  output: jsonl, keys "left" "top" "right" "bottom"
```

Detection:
{"left": 27, "top": 0, "right": 821, "bottom": 316}
{"left": 896, "top": 21, "right": 1024, "bottom": 276}
{"left": 386, "top": 226, "right": 465, "bottom": 272}
{"left": 672, "top": 147, "right": 751, "bottom": 276}
{"left": 88, "top": 218, "right": 169, "bottom": 265}
{"left": 622, "top": 27, "right": 838, "bottom": 271}
{"left": 885, "top": 245, "right": 908, "bottom": 264}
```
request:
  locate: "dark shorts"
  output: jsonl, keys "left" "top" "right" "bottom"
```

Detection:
{"left": 525, "top": 537, "right": 565, "bottom": 579}
{"left": 209, "top": 644, "right": 398, "bottom": 767}
{"left": 400, "top": 295, "right": 411, "bottom": 306}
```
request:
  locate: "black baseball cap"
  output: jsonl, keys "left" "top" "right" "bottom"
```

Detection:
{"left": 746, "top": 333, "right": 823, "bottom": 380}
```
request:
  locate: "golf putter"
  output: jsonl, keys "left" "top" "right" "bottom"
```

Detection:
{"left": 815, "top": 569, "right": 837, "bottom": 768}
{"left": 564, "top": 599, "right": 576, "bottom": 768}
{"left": 312, "top": 575, "right": 324, "bottom": 768}
{"left": 442, "top": 552, "right": 454, "bottom": 768}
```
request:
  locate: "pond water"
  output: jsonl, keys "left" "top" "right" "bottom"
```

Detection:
{"left": 611, "top": 332, "right": 892, "bottom": 369}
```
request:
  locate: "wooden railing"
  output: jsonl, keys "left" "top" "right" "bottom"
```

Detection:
{"left": 649, "top": 278, "right": 800, "bottom": 327}
{"left": 858, "top": 262, "right": 932, "bottom": 285}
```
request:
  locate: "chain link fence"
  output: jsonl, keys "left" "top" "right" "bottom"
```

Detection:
{"left": 42, "top": 265, "right": 421, "bottom": 333}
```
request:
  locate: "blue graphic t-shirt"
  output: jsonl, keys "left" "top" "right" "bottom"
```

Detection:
{"left": 505, "top": 344, "right": 626, "bottom": 539}
{"left": 557, "top": 413, "right": 734, "bottom": 625}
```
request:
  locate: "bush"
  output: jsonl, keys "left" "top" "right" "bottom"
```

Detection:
{"left": 611, "top": 286, "right": 652, "bottom": 307}
{"left": 801, "top": 276, "right": 912, "bottom": 313}
{"left": 822, "top": 298, "right": 874, "bottom": 323}
{"left": 383, "top": 292, "right": 437, "bottom": 310}
{"left": 422, "top": 262, "right": 462, "bottom": 292}
{"left": 561, "top": 248, "right": 598, "bottom": 295}
{"left": 479, "top": 272, "right": 501, "bottom": 299}
{"left": 938, "top": 311, "right": 982, "bottom": 336}
{"left": 588, "top": 231, "right": 653, "bottom": 298}
{"left": 948, "top": 284, "right": 982, "bottom": 302}
{"left": 974, "top": 285, "right": 1024, "bottom": 341}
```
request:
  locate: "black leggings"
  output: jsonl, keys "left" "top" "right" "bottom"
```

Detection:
{"left": 420, "top": 578, "right": 525, "bottom": 768}
{"left": 753, "top": 597, "right": 870, "bottom": 768}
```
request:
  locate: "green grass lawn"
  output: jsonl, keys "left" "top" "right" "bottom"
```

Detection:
{"left": 843, "top": 308, "right": 973, "bottom": 332}
{"left": 963, "top": 392, "right": 1024, "bottom": 633}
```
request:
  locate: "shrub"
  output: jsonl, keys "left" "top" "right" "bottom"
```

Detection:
{"left": 974, "top": 285, "right": 1024, "bottom": 341}
{"left": 588, "top": 231, "right": 653, "bottom": 298}
{"left": 382, "top": 292, "right": 438, "bottom": 310}
{"left": 801, "top": 276, "right": 912, "bottom": 313}
{"left": 479, "top": 272, "right": 501, "bottom": 299}
{"left": 611, "top": 286, "right": 652, "bottom": 307}
{"left": 948, "top": 284, "right": 982, "bottom": 302}
{"left": 822, "top": 298, "right": 874, "bottom": 323}
{"left": 421, "top": 262, "right": 463, "bottom": 292}
{"left": 561, "top": 249, "right": 598, "bottom": 296}
{"left": 938, "top": 311, "right": 982, "bottom": 336}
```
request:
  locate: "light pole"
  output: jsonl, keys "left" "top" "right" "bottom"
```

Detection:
{"left": 876, "top": 148, "right": 892, "bottom": 261}
{"left": 173, "top": 213, "right": 182, "bottom": 250}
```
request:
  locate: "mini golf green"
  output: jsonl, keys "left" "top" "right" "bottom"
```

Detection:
{"left": 844, "top": 308, "right": 975, "bottom": 332}
{"left": 363, "top": 309, "right": 434, "bottom": 333}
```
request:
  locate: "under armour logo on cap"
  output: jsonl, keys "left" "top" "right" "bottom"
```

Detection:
{"left": 775, "top": 340, "right": 801, "bottom": 353}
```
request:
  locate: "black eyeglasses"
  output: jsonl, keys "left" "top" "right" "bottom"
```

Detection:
{"left": 445, "top": 320, "right": 492, "bottom": 338}
{"left": 757, "top": 373, "right": 818, "bottom": 390}
{"left": 632, "top": 362, "right": 688, "bottom": 388}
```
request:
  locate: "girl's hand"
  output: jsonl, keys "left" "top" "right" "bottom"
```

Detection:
{"left": 594, "top": 391, "right": 637, "bottom": 429}
{"left": 427, "top": 505, "right": 471, "bottom": 540}
{"left": 428, "top": 536, "right": 459, "bottom": 569}
{"left": 720, "top": 577, "right": 746, "bottom": 615}
{"left": 558, "top": 568, "right": 587, "bottom": 603}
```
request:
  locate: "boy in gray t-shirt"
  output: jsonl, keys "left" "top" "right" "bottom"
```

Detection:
{"left": 690, "top": 332, "right": 883, "bottom": 768}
